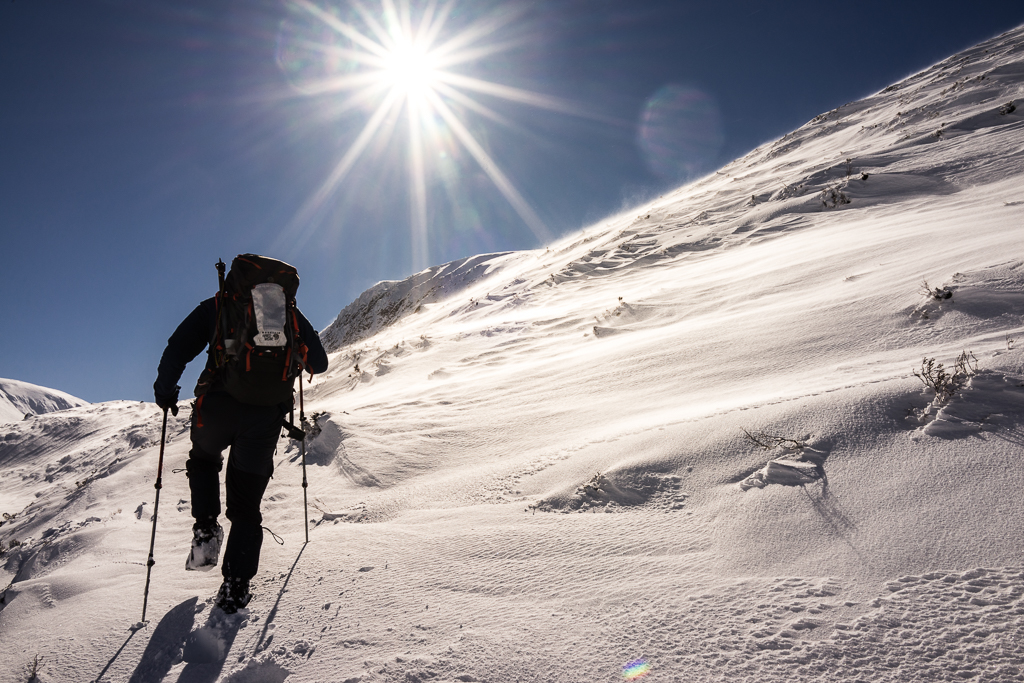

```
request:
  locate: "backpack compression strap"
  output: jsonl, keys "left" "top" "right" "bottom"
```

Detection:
{"left": 287, "top": 309, "right": 311, "bottom": 381}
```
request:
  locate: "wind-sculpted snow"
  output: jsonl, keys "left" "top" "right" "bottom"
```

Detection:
{"left": 5, "top": 24, "right": 1024, "bottom": 683}
{"left": 0, "top": 402, "right": 167, "bottom": 602}
{"left": 0, "top": 401, "right": 164, "bottom": 521}
{"left": 910, "top": 368, "right": 1024, "bottom": 438}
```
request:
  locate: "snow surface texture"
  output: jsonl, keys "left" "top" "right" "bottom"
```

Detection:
{"left": 4, "top": 25, "right": 1024, "bottom": 683}
{"left": 0, "top": 377, "right": 87, "bottom": 425}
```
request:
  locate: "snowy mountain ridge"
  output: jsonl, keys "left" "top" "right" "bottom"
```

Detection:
{"left": 320, "top": 251, "right": 518, "bottom": 352}
{"left": 2, "top": 24, "right": 1024, "bottom": 683}
{"left": 0, "top": 377, "right": 88, "bottom": 425}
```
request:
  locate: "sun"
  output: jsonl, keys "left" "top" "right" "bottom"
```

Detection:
{"left": 381, "top": 41, "right": 438, "bottom": 95}
{"left": 274, "top": 0, "right": 596, "bottom": 268}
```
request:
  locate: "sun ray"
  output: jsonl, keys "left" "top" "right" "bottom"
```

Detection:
{"left": 415, "top": 0, "right": 443, "bottom": 46}
{"left": 418, "top": 0, "right": 454, "bottom": 49}
{"left": 351, "top": 0, "right": 395, "bottom": 49}
{"left": 431, "top": 40, "right": 528, "bottom": 70}
{"left": 380, "top": 0, "right": 407, "bottom": 45}
{"left": 437, "top": 71, "right": 628, "bottom": 127}
{"left": 407, "top": 95, "right": 429, "bottom": 270}
{"left": 378, "top": 0, "right": 398, "bottom": 28}
{"left": 316, "top": 81, "right": 395, "bottom": 119}
{"left": 415, "top": 0, "right": 437, "bottom": 41}
{"left": 431, "top": 71, "right": 592, "bottom": 118}
{"left": 431, "top": 80, "right": 512, "bottom": 127}
{"left": 428, "top": 5, "right": 526, "bottom": 62}
{"left": 426, "top": 89, "right": 551, "bottom": 243}
{"left": 284, "top": 38, "right": 385, "bottom": 69}
{"left": 293, "top": 71, "right": 387, "bottom": 96}
{"left": 291, "top": 0, "right": 391, "bottom": 59}
{"left": 274, "top": 88, "right": 402, "bottom": 254}
{"left": 395, "top": 0, "right": 414, "bottom": 42}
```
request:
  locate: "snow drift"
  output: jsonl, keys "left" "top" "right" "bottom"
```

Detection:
{"left": 3, "top": 24, "right": 1024, "bottom": 683}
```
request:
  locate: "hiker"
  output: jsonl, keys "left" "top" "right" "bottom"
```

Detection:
{"left": 153, "top": 254, "right": 328, "bottom": 613}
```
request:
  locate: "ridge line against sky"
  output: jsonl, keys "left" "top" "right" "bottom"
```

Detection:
{"left": 1, "top": 0, "right": 1023, "bottom": 403}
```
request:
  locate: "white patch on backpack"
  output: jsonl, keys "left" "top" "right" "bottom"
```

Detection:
{"left": 252, "top": 283, "right": 287, "bottom": 347}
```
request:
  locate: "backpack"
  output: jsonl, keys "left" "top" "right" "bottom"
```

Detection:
{"left": 201, "top": 254, "right": 309, "bottom": 406}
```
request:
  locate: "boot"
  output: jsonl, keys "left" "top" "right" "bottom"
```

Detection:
{"left": 185, "top": 521, "right": 224, "bottom": 571}
{"left": 215, "top": 577, "right": 252, "bottom": 614}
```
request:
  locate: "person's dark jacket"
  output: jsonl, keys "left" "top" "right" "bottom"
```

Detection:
{"left": 154, "top": 297, "right": 329, "bottom": 402}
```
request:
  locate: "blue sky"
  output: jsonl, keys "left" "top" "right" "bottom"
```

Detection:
{"left": 2, "top": 0, "right": 1022, "bottom": 404}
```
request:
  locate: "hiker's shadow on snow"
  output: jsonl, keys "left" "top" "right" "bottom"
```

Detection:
{"left": 124, "top": 597, "right": 197, "bottom": 683}
{"left": 174, "top": 610, "right": 244, "bottom": 683}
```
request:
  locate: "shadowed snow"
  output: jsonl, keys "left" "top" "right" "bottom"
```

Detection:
{"left": 4, "top": 24, "right": 1024, "bottom": 683}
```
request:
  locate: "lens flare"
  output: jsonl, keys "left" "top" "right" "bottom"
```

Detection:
{"left": 638, "top": 84, "right": 724, "bottom": 181}
{"left": 622, "top": 658, "right": 652, "bottom": 680}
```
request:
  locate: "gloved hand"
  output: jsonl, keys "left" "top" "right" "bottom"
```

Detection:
{"left": 155, "top": 386, "right": 180, "bottom": 416}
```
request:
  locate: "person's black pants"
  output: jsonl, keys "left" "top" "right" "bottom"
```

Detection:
{"left": 186, "top": 392, "right": 284, "bottom": 581}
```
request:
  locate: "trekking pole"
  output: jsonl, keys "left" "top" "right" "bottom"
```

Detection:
{"left": 141, "top": 407, "right": 168, "bottom": 623}
{"left": 299, "top": 379, "right": 309, "bottom": 543}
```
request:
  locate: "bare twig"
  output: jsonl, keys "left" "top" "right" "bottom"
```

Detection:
{"left": 27, "top": 654, "right": 42, "bottom": 682}
{"left": 953, "top": 349, "right": 979, "bottom": 376}
{"left": 741, "top": 429, "right": 807, "bottom": 451}
{"left": 309, "top": 497, "right": 332, "bottom": 515}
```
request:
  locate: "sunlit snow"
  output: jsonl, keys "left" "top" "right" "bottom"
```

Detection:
{"left": 3, "top": 25, "right": 1024, "bottom": 683}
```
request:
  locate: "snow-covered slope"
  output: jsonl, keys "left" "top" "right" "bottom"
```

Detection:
{"left": 3, "top": 25, "right": 1024, "bottom": 683}
{"left": 0, "top": 378, "right": 88, "bottom": 425}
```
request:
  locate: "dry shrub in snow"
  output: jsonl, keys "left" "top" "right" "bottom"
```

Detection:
{"left": 303, "top": 411, "right": 326, "bottom": 439}
{"left": 820, "top": 185, "right": 851, "bottom": 208}
{"left": 920, "top": 279, "right": 953, "bottom": 301}
{"left": 913, "top": 278, "right": 957, "bottom": 320}
{"left": 0, "top": 537, "right": 23, "bottom": 558}
{"left": 913, "top": 350, "right": 978, "bottom": 402}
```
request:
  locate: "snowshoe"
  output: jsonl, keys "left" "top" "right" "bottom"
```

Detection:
{"left": 215, "top": 577, "right": 252, "bottom": 614}
{"left": 185, "top": 522, "right": 224, "bottom": 571}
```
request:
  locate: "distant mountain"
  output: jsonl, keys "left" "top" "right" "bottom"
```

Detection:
{"left": 320, "top": 252, "right": 517, "bottom": 352}
{"left": 0, "top": 378, "right": 88, "bottom": 424}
